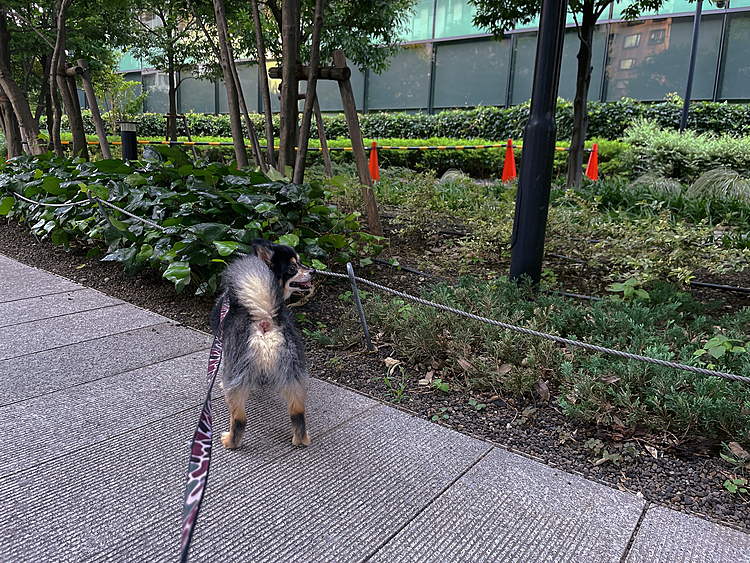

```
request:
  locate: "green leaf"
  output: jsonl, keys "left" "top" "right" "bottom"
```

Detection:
{"left": 265, "top": 167, "right": 287, "bottom": 182}
{"left": 137, "top": 244, "right": 154, "bottom": 261}
{"left": 311, "top": 259, "right": 327, "bottom": 270}
{"left": 87, "top": 184, "right": 109, "bottom": 199}
{"left": 41, "top": 176, "right": 63, "bottom": 195}
{"left": 277, "top": 233, "right": 299, "bottom": 248}
{"left": 163, "top": 261, "right": 191, "bottom": 283}
{"left": 50, "top": 228, "right": 69, "bottom": 246}
{"left": 102, "top": 247, "right": 138, "bottom": 267}
{"left": 0, "top": 196, "right": 14, "bottom": 215}
{"left": 213, "top": 240, "right": 240, "bottom": 256}
{"left": 708, "top": 346, "right": 726, "bottom": 359}
{"left": 254, "top": 201, "right": 277, "bottom": 214}
{"left": 109, "top": 216, "right": 129, "bottom": 232}
{"left": 178, "top": 164, "right": 194, "bottom": 176}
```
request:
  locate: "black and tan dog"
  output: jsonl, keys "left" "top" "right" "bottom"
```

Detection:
{"left": 210, "top": 239, "right": 314, "bottom": 448}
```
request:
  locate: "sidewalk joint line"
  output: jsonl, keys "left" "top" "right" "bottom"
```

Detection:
{"left": 362, "top": 444, "right": 494, "bottom": 562}
{"left": 619, "top": 501, "right": 651, "bottom": 563}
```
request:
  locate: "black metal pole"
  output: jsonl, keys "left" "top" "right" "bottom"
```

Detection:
{"left": 509, "top": 0, "right": 568, "bottom": 285}
{"left": 681, "top": 0, "right": 703, "bottom": 132}
{"left": 120, "top": 121, "right": 138, "bottom": 161}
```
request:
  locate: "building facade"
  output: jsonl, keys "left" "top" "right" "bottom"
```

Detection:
{"left": 118, "top": 0, "right": 750, "bottom": 115}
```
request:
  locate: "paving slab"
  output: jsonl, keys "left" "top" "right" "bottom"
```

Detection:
{"left": 152, "top": 405, "right": 492, "bottom": 563}
{"left": 0, "top": 254, "right": 81, "bottom": 300}
{"left": 0, "top": 379, "right": 377, "bottom": 563}
{"left": 0, "top": 302, "right": 165, "bottom": 360}
{"left": 0, "top": 350, "right": 214, "bottom": 473}
{"left": 0, "top": 322, "right": 211, "bottom": 406}
{"left": 625, "top": 506, "right": 750, "bottom": 563}
{"left": 0, "top": 288, "right": 122, "bottom": 328}
{"left": 368, "top": 447, "right": 645, "bottom": 563}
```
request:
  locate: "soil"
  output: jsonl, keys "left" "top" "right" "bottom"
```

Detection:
{"left": 1, "top": 216, "right": 749, "bottom": 533}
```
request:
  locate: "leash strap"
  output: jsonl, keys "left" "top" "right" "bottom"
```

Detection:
{"left": 179, "top": 294, "right": 230, "bottom": 562}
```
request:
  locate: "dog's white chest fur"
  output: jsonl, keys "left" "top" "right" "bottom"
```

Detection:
{"left": 248, "top": 321, "right": 284, "bottom": 372}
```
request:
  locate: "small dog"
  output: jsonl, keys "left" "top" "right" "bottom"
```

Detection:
{"left": 210, "top": 239, "right": 314, "bottom": 448}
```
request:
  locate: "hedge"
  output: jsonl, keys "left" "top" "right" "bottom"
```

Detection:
{"left": 51, "top": 99, "right": 750, "bottom": 143}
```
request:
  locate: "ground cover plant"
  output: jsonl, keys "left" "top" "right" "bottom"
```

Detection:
{"left": 364, "top": 276, "right": 750, "bottom": 447}
{"left": 0, "top": 148, "right": 383, "bottom": 295}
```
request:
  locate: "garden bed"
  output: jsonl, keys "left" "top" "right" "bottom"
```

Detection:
{"left": 1, "top": 214, "right": 749, "bottom": 533}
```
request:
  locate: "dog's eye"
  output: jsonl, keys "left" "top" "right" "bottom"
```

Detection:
{"left": 289, "top": 265, "right": 297, "bottom": 274}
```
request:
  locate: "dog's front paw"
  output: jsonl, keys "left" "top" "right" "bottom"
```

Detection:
{"left": 292, "top": 432, "right": 311, "bottom": 447}
{"left": 221, "top": 431, "right": 241, "bottom": 449}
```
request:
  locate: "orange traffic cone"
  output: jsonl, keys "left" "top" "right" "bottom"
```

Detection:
{"left": 501, "top": 138, "right": 516, "bottom": 182}
{"left": 585, "top": 142, "right": 598, "bottom": 181}
{"left": 369, "top": 141, "right": 380, "bottom": 181}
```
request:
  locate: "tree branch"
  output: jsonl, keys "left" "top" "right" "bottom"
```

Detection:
{"left": 2, "top": 7, "right": 54, "bottom": 49}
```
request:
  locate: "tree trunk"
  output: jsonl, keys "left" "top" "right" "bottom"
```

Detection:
{"left": 51, "top": 0, "right": 88, "bottom": 160}
{"left": 251, "top": 0, "right": 276, "bottom": 168}
{"left": 566, "top": 2, "right": 596, "bottom": 187}
{"left": 0, "top": 56, "right": 44, "bottom": 155}
{"left": 293, "top": 0, "right": 324, "bottom": 184}
{"left": 0, "top": 12, "right": 22, "bottom": 157}
{"left": 167, "top": 53, "right": 178, "bottom": 141}
{"left": 62, "top": 63, "right": 88, "bottom": 160}
{"left": 278, "top": 0, "right": 301, "bottom": 174}
{"left": 77, "top": 59, "right": 111, "bottom": 159}
{"left": 212, "top": 0, "right": 250, "bottom": 168}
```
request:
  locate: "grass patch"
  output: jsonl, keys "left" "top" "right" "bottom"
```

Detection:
{"left": 364, "top": 276, "right": 750, "bottom": 446}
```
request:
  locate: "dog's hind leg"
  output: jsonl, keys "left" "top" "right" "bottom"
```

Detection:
{"left": 221, "top": 387, "right": 249, "bottom": 449}
{"left": 281, "top": 380, "right": 310, "bottom": 446}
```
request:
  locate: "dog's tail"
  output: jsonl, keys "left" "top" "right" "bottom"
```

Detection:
{"left": 225, "top": 254, "right": 280, "bottom": 320}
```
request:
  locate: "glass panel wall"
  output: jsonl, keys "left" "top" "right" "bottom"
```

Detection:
{"left": 303, "top": 67, "right": 365, "bottom": 112}
{"left": 612, "top": 0, "right": 695, "bottom": 20}
{"left": 367, "top": 44, "right": 432, "bottom": 111}
{"left": 142, "top": 72, "right": 170, "bottom": 113}
{"left": 558, "top": 27, "right": 608, "bottom": 101}
{"left": 510, "top": 33, "right": 537, "bottom": 104}
{"left": 603, "top": 15, "right": 722, "bottom": 101}
{"left": 719, "top": 11, "right": 750, "bottom": 100}
{"left": 179, "top": 72, "right": 215, "bottom": 114}
{"left": 401, "top": 0, "right": 434, "bottom": 41}
{"left": 433, "top": 38, "right": 509, "bottom": 108}
{"left": 434, "top": 0, "right": 481, "bottom": 39}
{"left": 218, "top": 63, "right": 259, "bottom": 113}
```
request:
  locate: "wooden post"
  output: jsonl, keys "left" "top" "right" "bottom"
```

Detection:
{"left": 314, "top": 97, "right": 333, "bottom": 178}
{"left": 77, "top": 59, "right": 111, "bottom": 159}
{"left": 332, "top": 49, "right": 382, "bottom": 237}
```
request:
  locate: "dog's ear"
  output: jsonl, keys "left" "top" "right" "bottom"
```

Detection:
{"left": 253, "top": 239, "right": 274, "bottom": 266}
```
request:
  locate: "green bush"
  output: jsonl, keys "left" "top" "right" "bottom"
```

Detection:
{"left": 0, "top": 148, "right": 383, "bottom": 294}
{"left": 46, "top": 99, "right": 750, "bottom": 144}
{"left": 623, "top": 119, "right": 750, "bottom": 182}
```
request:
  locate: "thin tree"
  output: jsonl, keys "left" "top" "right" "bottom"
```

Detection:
{"left": 471, "top": 0, "right": 666, "bottom": 186}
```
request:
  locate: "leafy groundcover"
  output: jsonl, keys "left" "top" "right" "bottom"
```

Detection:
{"left": 0, "top": 147, "right": 382, "bottom": 295}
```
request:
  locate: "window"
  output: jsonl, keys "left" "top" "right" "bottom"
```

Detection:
{"left": 619, "top": 58, "right": 636, "bottom": 70}
{"left": 623, "top": 33, "right": 641, "bottom": 48}
{"left": 649, "top": 29, "right": 666, "bottom": 44}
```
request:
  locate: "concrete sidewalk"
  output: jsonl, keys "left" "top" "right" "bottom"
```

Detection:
{"left": 0, "top": 252, "right": 747, "bottom": 563}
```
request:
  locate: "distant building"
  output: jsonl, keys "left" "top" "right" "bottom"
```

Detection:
{"left": 118, "top": 0, "right": 750, "bottom": 115}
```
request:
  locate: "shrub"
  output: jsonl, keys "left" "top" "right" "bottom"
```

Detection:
{"left": 623, "top": 119, "right": 750, "bottom": 182}
{"left": 0, "top": 149, "right": 383, "bottom": 294}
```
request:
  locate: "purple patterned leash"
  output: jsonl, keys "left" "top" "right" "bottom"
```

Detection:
{"left": 179, "top": 294, "right": 230, "bottom": 563}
